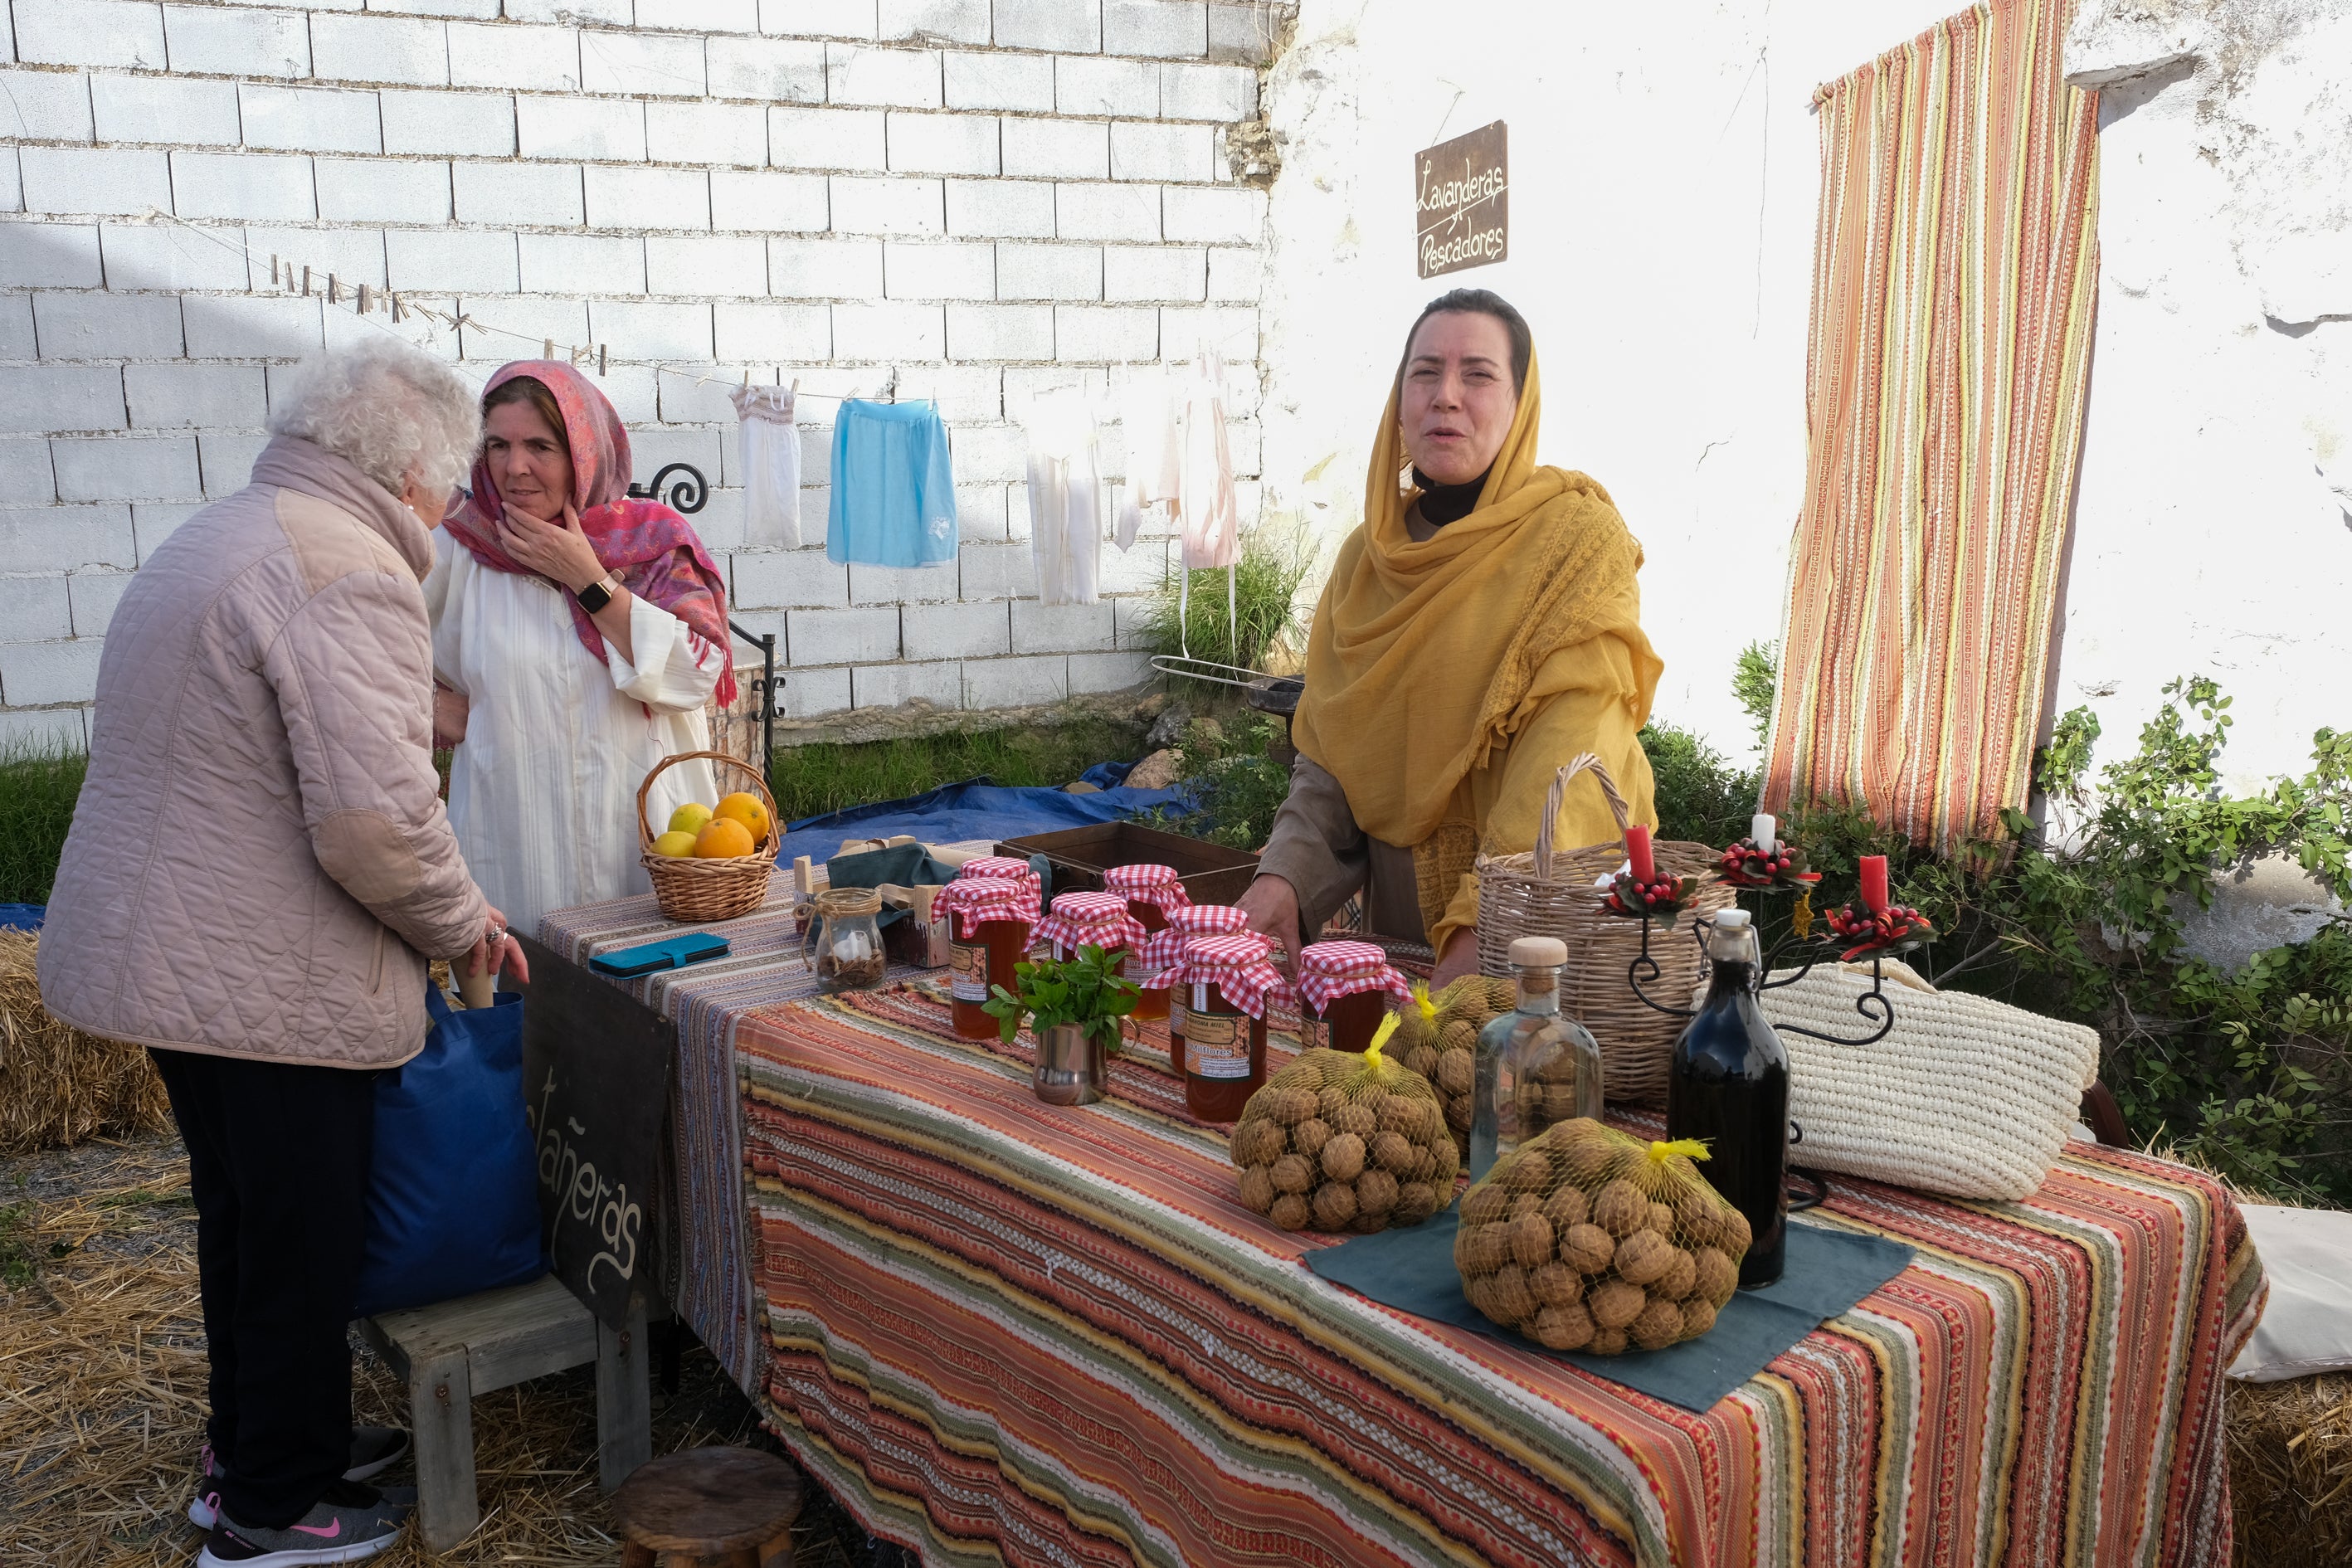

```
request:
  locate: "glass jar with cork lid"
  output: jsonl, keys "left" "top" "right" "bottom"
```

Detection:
{"left": 1469, "top": 935, "right": 1605, "bottom": 1180}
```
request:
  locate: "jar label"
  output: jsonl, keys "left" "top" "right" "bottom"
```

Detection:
{"left": 1186, "top": 1011, "right": 1250, "bottom": 1079}
{"left": 1167, "top": 998, "right": 1187, "bottom": 1038}
{"left": 949, "top": 938, "right": 988, "bottom": 1002}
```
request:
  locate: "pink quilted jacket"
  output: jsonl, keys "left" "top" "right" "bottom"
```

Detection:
{"left": 40, "top": 436, "right": 490, "bottom": 1069}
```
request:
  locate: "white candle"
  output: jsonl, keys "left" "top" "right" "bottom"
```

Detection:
{"left": 1751, "top": 813, "right": 1776, "bottom": 855}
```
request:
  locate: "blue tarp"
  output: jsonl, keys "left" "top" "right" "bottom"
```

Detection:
{"left": 0, "top": 904, "right": 42, "bottom": 931}
{"left": 776, "top": 774, "right": 1191, "bottom": 867}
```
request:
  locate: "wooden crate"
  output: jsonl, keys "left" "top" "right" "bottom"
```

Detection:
{"left": 996, "top": 822, "right": 1260, "bottom": 908}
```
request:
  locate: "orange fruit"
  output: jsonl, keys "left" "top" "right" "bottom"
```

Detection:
{"left": 713, "top": 791, "right": 771, "bottom": 845}
{"left": 694, "top": 818, "right": 755, "bottom": 859}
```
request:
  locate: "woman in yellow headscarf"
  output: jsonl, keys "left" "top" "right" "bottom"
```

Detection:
{"left": 1240, "top": 289, "right": 1661, "bottom": 986}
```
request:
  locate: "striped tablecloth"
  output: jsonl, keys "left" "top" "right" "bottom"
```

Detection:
{"left": 537, "top": 847, "right": 996, "bottom": 1391}
{"left": 737, "top": 986, "right": 2267, "bottom": 1568}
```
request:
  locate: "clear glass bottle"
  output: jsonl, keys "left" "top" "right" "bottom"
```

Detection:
{"left": 1469, "top": 936, "right": 1605, "bottom": 1180}
{"left": 1666, "top": 908, "right": 1790, "bottom": 1288}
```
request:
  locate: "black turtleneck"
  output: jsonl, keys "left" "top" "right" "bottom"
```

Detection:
{"left": 1411, "top": 465, "right": 1493, "bottom": 527}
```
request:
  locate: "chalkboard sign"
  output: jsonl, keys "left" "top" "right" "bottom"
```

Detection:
{"left": 509, "top": 933, "right": 673, "bottom": 1332}
{"left": 1415, "top": 120, "right": 1508, "bottom": 279}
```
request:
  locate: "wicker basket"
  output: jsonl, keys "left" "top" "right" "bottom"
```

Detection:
{"left": 1473, "top": 752, "right": 1734, "bottom": 1105}
{"left": 637, "top": 749, "right": 780, "bottom": 923}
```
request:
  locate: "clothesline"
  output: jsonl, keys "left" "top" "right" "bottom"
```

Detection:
{"left": 137, "top": 208, "right": 1237, "bottom": 411}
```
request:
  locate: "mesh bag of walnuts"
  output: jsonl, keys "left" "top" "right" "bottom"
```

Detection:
{"left": 1454, "top": 1119, "right": 1750, "bottom": 1353}
{"left": 1231, "top": 1017, "right": 1461, "bottom": 1232}
{"left": 1392, "top": 976, "right": 1517, "bottom": 1154}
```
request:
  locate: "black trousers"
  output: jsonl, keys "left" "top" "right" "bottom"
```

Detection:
{"left": 151, "top": 1047, "right": 377, "bottom": 1529}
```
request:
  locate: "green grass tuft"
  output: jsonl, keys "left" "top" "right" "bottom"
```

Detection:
{"left": 767, "top": 717, "right": 1148, "bottom": 825}
{"left": 0, "top": 746, "right": 86, "bottom": 906}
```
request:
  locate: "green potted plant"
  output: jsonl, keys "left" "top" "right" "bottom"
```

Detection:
{"left": 982, "top": 943, "right": 1140, "bottom": 1107}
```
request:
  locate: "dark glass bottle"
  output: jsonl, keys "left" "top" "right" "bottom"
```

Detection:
{"left": 1666, "top": 909, "right": 1790, "bottom": 1288}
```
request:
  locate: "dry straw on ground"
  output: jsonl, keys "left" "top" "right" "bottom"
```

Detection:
{"left": 0, "top": 1137, "right": 863, "bottom": 1567}
{"left": 0, "top": 930, "right": 172, "bottom": 1156}
{"left": 2231, "top": 1373, "right": 2352, "bottom": 1568}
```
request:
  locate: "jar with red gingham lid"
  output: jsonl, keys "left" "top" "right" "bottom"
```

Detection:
{"left": 932, "top": 875, "right": 1033, "bottom": 1041}
{"left": 1101, "top": 863, "right": 1189, "bottom": 937}
{"left": 1140, "top": 903, "right": 1250, "bottom": 1035}
{"left": 1035, "top": 890, "right": 1147, "bottom": 964}
{"left": 956, "top": 856, "right": 1041, "bottom": 917}
{"left": 1295, "top": 940, "right": 1412, "bottom": 1053}
{"left": 1176, "top": 931, "right": 1288, "bottom": 1122}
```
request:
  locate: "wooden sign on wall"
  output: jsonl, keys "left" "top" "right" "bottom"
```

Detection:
{"left": 1415, "top": 120, "right": 1509, "bottom": 279}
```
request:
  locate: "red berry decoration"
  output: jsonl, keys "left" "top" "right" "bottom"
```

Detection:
{"left": 1604, "top": 870, "right": 1702, "bottom": 929}
{"left": 1822, "top": 899, "right": 1935, "bottom": 961}
{"left": 1715, "top": 836, "right": 1821, "bottom": 894}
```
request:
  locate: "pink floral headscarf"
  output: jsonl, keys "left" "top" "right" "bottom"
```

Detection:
{"left": 445, "top": 360, "right": 737, "bottom": 706}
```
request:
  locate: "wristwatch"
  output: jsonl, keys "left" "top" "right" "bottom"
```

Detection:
{"left": 575, "top": 572, "right": 621, "bottom": 613}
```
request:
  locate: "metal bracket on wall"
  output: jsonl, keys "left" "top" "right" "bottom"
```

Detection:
{"left": 626, "top": 463, "right": 709, "bottom": 514}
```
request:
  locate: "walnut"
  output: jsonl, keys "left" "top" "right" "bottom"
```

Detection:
{"left": 1290, "top": 1118, "right": 1332, "bottom": 1161}
{"left": 1647, "top": 1201, "right": 1676, "bottom": 1236}
{"left": 1541, "top": 1186, "right": 1590, "bottom": 1231}
{"left": 1317, "top": 1087, "right": 1348, "bottom": 1121}
{"left": 1557, "top": 1223, "right": 1616, "bottom": 1275}
{"left": 1531, "top": 1302, "right": 1595, "bottom": 1351}
{"left": 1629, "top": 1296, "right": 1685, "bottom": 1351}
{"left": 1371, "top": 1130, "right": 1418, "bottom": 1175}
{"left": 1679, "top": 1298, "right": 1718, "bottom": 1338}
{"left": 1435, "top": 1050, "right": 1473, "bottom": 1097}
{"left": 1403, "top": 1044, "right": 1440, "bottom": 1078}
{"left": 1653, "top": 1248, "right": 1697, "bottom": 1302}
{"left": 1586, "top": 1326, "right": 1629, "bottom": 1356}
{"left": 1269, "top": 1154, "right": 1313, "bottom": 1195}
{"left": 1692, "top": 1247, "right": 1740, "bottom": 1307}
{"left": 1377, "top": 1095, "right": 1424, "bottom": 1135}
{"left": 1330, "top": 1103, "right": 1378, "bottom": 1139}
{"left": 1588, "top": 1278, "right": 1647, "bottom": 1331}
{"left": 1265, "top": 1089, "right": 1317, "bottom": 1127}
{"left": 1311, "top": 1181, "right": 1358, "bottom": 1230}
{"left": 1488, "top": 1264, "right": 1536, "bottom": 1324}
{"left": 1529, "top": 1262, "right": 1583, "bottom": 1307}
{"left": 1457, "top": 1222, "right": 1512, "bottom": 1275}
{"left": 1507, "top": 1210, "right": 1555, "bottom": 1269}
{"left": 1319, "top": 1132, "right": 1366, "bottom": 1182}
{"left": 1355, "top": 1167, "right": 1399, "bottom": 1215}
{"left": 1230, "top": 1119, "right": 1284, "bottom": 1167}
{"left": 1590, "top": 1179, "right": 1648, "bottom": 1238}
{"left": 1237, "top": 1165, "right": 1275, "bottom": 1215}
{"left": 1394, "top": 1181, "right": 1439, "bottom": 1225}
{"left": 1269, "top": 1193, "right": 1310, "bottom": 1230}
{"left": 1612, "top": 1229, "right": 1674, "bottom": 1287}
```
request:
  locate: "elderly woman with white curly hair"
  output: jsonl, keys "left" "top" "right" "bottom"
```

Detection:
{"left": 41, "top": 337, "right": 527, "bottom": 1567}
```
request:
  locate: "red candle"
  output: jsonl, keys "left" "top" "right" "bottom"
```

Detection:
{"left": 1859, "top": 855, "right": 1889, "bottom": 914}
{"left": 1624, "top": 824, "right": 1656, "bottom": 885}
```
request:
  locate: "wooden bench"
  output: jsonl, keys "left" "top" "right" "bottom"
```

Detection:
{"left": 358, "top": 1274, "right": 650, "bottom": 1552}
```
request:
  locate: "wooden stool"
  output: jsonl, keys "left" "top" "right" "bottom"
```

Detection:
{"left": 614, "top": 1445, "right": 803, "bottom": 1567}
{"left": 357, "top": 1274, "right": 650, "bottom": 1552}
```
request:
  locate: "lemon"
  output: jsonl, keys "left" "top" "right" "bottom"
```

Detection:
{"left": 652, "top": 829, "right": 699, "bottom": 858}
{"left": 694, "top": 818, "right": 755, "bottom": 859}
{"left": 713, "top": 791, "right": 771, "bottom": 845}
{"left": 669, "top": 801, "right": 714, "bottom": 836}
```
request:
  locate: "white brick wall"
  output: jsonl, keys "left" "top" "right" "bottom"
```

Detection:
{"left": 0, "top": 0, "right": 1287, "bottom": 738}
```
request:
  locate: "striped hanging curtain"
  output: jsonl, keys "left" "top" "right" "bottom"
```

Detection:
{"left": 1762, "top": 0, "right": 2099, "bottom": 850}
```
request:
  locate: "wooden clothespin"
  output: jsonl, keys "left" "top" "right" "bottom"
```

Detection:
{"left": 543, "top": 338, "right": 554, "bottom": 360}
{"left": 742, "top": 366, "right": 751, "bottom": 387}
{"left": 301, "top": 265, "right": 312, "bottom": 295}
{"left": 357, "top": 283, "right": 370, "bottom": 314}
{"left": 598, "top": 343, "right": 607, "bottom": 375}
{"left": 327, "top": 274, "right": 338, "bottom": 304}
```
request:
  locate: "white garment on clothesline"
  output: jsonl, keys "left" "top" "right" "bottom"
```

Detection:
{"left": 729, "top": 384, "right": 801, "bottom": 548}
{"left": 1116, "top": 363, "right": 1181, "bottom": 551}
{"left": 1025, "top": 391, "right": 1103, "bottom": 606}
{"left": 1177, "top": 350, "right": 1239, "bottom": 571}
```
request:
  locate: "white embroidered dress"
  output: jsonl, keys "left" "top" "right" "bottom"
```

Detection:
{"left": 425, "top": 530, "right": 723, "bottom": 937}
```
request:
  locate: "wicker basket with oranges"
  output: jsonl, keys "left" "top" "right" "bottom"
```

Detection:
{"left": 636, "top": 750, "right": 780, "bottom": 923}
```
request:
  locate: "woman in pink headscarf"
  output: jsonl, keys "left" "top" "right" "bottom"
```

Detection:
{"left": 425, "top": 361, "right": 737, "bottom": 935}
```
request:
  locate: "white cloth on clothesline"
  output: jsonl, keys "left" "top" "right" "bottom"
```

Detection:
{"left": 1024, "top": 391, "right": 1102, "bottom": 606}
{"left": 728, "top": 384, "right": 800, "bottom": 548}
{"left": 1117, "top": 363, "right": 1181, "bottom": 552}
{"left": 1177, "top": 349, "right": 1238, "bottom": 571}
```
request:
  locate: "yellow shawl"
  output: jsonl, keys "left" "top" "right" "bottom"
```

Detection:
{"left": 1292, "top": 353, "right": 1662, "bottom": 945}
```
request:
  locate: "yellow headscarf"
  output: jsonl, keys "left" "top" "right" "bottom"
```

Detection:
{"left": 1292, "top": 352, "right": 1658, "bottom": 848}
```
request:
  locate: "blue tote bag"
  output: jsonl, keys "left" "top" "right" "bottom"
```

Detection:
{"left": 353, "top": 983, "right": 547, "bottom": 1317}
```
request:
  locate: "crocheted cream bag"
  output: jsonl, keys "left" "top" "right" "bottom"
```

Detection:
{"left": 1734, "top": 960, "right": 2101, "bottom": 1201}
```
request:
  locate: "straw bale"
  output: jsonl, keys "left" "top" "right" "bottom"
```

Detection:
{"left": 2230, "top": 1372, "right": 2352, "bottom": 1568}
{"left": 0, "top": 1136, "right": 864, "bottom": 1566}
{"left": 0, "top": 930, "right": 171, "bottom": 1157}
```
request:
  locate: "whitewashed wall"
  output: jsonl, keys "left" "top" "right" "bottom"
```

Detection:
{"left": 2061, "top": 0, "right": 2352, "bottom": 796}
{"left": 0, "top": 0, "right": 1288, "bottom": 749}
{"left": 1257, "top": 0, "right": 2350, "bottom": 791}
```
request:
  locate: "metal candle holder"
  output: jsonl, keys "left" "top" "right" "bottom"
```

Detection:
{"left": 1624, "top": 884, "right": 1899, "bottom": 1048}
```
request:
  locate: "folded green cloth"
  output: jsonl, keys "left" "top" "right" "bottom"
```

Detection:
{"left": 825, "top": 843, "right": 961, "bottom": 927}
{"left": 1304, "top": 1205, "right": 1913, "bottom": 1412}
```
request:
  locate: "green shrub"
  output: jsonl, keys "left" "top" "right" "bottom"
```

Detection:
{"left": 0, "top": 746, "right": 86, "bottom": 905}
{"left": 1639, "top": 722, "right": 1758, "bottom": 850}
{"left": 1143, "top": 713, "right": 1292, "bottom": 850}
{"left": 1134, "top": 522, "right": 1317, "bottom": 675}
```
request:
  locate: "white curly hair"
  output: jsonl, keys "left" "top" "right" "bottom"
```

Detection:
{"left": 266, "top": 337, "right": 481, "bottom": 499}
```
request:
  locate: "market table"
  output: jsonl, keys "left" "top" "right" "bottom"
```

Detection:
{"left": 734, "top": 986, "right": 2267, "bottom": 1568}
{"left": 537, "top": 849, "right": 1000, "bottom": 1395}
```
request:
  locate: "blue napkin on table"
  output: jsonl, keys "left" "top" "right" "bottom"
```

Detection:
{"left": 1304, "top": 1205, "right": 1914, "bottom": 1413}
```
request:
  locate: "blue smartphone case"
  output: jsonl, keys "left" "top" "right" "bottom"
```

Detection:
{"left": 588, "top": 931, "right": 731, "bottom": 977}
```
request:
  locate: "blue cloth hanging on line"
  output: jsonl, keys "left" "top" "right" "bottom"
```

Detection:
{"left": 829, "top": 398, "right": 957, "bottom": 567}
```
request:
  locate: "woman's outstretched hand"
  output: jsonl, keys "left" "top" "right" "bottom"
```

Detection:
{"left": 496, "top": 499, "right": 605, "bottom": 593}
{"left": 1429, "top": 928, "right": 1481, "bottom": 990}
{"left": 1236, "top": 874, "right": 1302, "bottom": 969}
